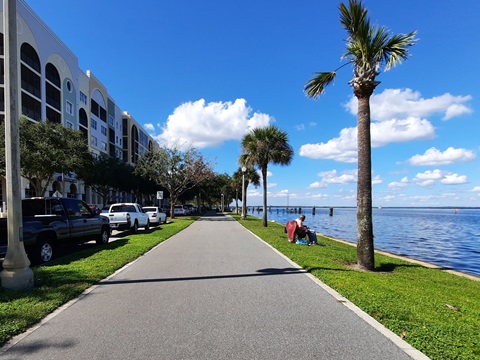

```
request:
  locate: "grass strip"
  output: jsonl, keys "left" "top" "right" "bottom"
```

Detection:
{"left": 232, "top": 214, "right": 480, "bottom": 360}
{"left": 0, "top": 217, "right": 195, "bottom": 347}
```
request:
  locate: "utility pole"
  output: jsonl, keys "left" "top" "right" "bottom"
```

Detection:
{"left": 0, "top": 0, "right": 34, "bottom": 290}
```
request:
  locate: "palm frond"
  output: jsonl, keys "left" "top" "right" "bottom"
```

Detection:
{"left": 304, "top": 71, "right": 337, "bottom": 99}
{"left": 383, "top": 31, "right": 418, "bottom": 70}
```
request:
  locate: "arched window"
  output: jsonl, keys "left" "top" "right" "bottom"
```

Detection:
{"left": 20, "top": 43, "right": 40, "bottom": 72}
{"left": 20, "top": 43, "right": 41, "bottom": 121}
{"left": 68, "top": 184, "right": 77, "bottom": 198}
{"left": 45, "top": 63, "right": 61, "bottom": 123}
{"left": 131, "top": 124, "right": 139, "bottom": 163}
{"left": 45, "top": 63, "right": 60, "bottom": 87}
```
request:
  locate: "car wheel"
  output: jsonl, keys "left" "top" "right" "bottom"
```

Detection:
{"left": 145, "top": 220, "right": 150, "bottom": 231}
{"left": 96, "top": 227, "right": 110, "bottom": 245}
{"left": 132, "top": 221, "right": 138, "bottom": 233}
{"left": 36, "top": 238, "right": 54, "bottom": 263}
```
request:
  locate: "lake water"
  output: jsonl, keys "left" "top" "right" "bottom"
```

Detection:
{"left": 246, "top": 207, "right": 480, "bottom": 277}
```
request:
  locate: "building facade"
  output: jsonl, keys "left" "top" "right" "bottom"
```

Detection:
{"left": 0, "top": 0, "right": 158, "bottom": 207}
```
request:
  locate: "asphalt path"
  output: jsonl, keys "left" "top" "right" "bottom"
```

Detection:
{"left": 0, "top": 213, "right": 428, "bottom": 359}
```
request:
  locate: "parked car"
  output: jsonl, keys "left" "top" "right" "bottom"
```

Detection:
{"left": 106, "top": 203, "right": 150, "bottom": 233}
{"left": 173, "top": 205, "right": 188, "bottom": 216}
{"left": 0, "top": 197, "right": 110, "bottom": 263}
{"left": 143, "top": 206, "right": 167, "bottom": 225}
{"left": 88, "top": 204, "right": 101, "bottom": 215}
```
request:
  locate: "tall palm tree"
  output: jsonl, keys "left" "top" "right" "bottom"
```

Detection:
{"left": 239, "top": 125, "right": 293, "bottom": 227}
{"left": 304, "top": 0, "right": 416, "bottom": 270}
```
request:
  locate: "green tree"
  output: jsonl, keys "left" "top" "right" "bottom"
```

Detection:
{"left": 304, "top": 0, "right": 417, "bottom": 270}
{"left": 78, "top": 154, "right": 147, "bottom": 206}
{"left": 0, "top": 118, "right": 92, "bottom": 196}
{"left": 231, "top": 169, "right": 243, "bottom": 214}
{"left": 239, "top": 125, "right": 293, "bottom": 227}
{"left": 232, "top": 166, "right": 260, "bottom": 215}
{"left": 134, "top": 145, "right": 214, "bottom": 218}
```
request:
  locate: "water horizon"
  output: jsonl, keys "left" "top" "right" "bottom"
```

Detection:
{"left": 244, "top": 206, "right": 480, "bottom": 278}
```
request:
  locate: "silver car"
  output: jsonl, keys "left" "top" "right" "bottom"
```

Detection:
{"left": 143, "top": 206, "right": 167, "bottom": 225}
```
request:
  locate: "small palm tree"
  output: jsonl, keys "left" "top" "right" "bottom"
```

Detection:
{"left": 239, "top": 125, "right": 293, "bottom": 227}
{"left": 305, "top": 0, "right": 417, "bottom": 270}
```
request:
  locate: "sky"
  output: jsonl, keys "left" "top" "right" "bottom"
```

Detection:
{"left": 26, "top": 0, "right": 479, "bottom": 207}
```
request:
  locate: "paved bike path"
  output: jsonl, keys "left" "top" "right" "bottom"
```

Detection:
{"left": 0, "top": 213, "right": 428, "bottom": 359}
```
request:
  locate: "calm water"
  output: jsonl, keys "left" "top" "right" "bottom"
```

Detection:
{"left": 246, "top": 207, "right": 480, "bottom": 277}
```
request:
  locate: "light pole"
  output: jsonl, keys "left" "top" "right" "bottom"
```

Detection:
{"left": 221, "top": 193, "right": 224, "bottom": 212}
{"left": 1, "top": 0, "right": 34, "bottom": 290}
{"left": 241, "top": 166, "right": 246, "bottom": 219}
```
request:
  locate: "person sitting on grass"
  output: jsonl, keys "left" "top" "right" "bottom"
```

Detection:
{"left": 295, "top": 215, "right": 317, "bottom": 245}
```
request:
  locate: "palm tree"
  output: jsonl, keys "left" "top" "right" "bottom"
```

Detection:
{"left": 239, "top": 125, "right": 293, "bottom": 227}
{"left": 304, "top": 0, "right": 417, "bottom": 270}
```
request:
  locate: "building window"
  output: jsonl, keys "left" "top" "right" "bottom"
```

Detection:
{"left": 91, "top": 136, "right": 97, "bottom": 147}
{"left": 79, "top": 91, "right": 87, "bottom": 105}
{"left": 46, "top": 83, "right": 61, "bottom": 110}
{"left": 21, "top": 92, "right": 41, "bottom": 121}
{"left": 79, "top": 108, "right": 88, "bottom": 127}
{"left": 66, "top": 100, "right": 73, "bottom": 115}
{"left": 66, "top": 121, "right": 73, "bottom": 129}
{"left": 46, "top": 107, "right": 61, "bottom": 124}
{"left": 20, "top": 43, "right": 41, "bottom": 73}
{"left": 66, "top": 80, "right": 72, "bottom": 92}
{"left": 45, "top": 63, "right": 61, "bottom": 88}
{"left": 101, "top": 125, "right": 107, "bottom": 136}
{"left": 108, "top": 115, "right": 114, "bottom": 127}
{"left": 21, "top": 64, "right": 41, "bottom": 98}
{"left": 91, "top": 99, "right": 99, "bottom": 117}
{"left": 99, "top": 107, "right": 106, "bottom": 122}
{"left": 101, "top": 141, "right": 107, "bottom": 151}
{"left": 91, "top": 118, "right": 97, "bottom": 130}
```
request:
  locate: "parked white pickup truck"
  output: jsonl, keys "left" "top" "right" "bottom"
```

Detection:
{"left": 106, "top": 203, "right": 150, "bottom": 233}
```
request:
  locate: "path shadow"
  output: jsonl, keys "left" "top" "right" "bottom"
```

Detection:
{"left": 100, "top": 266, "right": 308, "bottom": 285}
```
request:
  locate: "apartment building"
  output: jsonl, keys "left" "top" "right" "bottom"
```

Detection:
{"left": 0, "top": 0, "right": 158, "bottom": 205}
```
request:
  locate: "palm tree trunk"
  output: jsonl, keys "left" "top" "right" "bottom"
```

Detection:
{"left": 356, "top": 95, "right": 374, "bottom": 270}
{"left": 262, "top": 167, "right": 268, "bottom": 227}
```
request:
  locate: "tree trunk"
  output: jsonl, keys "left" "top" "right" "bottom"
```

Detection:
{"left": 262, "top": 167, "right": 268, "bottom": 227}
{"left": 356, "top": 95, "right": 374, "bottom": 270}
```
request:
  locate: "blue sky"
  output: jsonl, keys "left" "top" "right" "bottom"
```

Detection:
{"left": 27, "top": 0, "right": 479, "bottom": 207}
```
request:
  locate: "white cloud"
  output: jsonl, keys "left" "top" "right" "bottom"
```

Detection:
{"left": 311, "top": 169, "right": 357, "bottom": 188}
{"left": 441, "top": 173, "right": 468, "bottom": 185}
{"left": 473, "top": 186, "right": 480, "bottom": 192}
{"left": 157, "top": 98, "right": 273, "bottom": 148}
{"left": 416, "top": 179, "right": 435, "bottom": 187}
{"left": 299, "top": 127, "right": 358, "bottom": 163}
{"left": 295, "top": 124, "right": 305, "bottom": 131}
{"left": 300, "top": 117, "right": 434, "bottom": 162}
{"left": 388, "top": 181, "right": 408, "bottom": 189}
{"left": 412, "top": 169, "right": 468, "bottom": 186}
{"left": 372, "top": 175, "right": 382, "bottom": 185}
{"left": 308, "top": 181, "right": 327, "bottom": 189}
{"left": 346, "top": 88, "right": 473, "bottom": 121}
{"left": 144, "top": 123, "right": 155, "bottom": 132}
{"left": 370, "top": 117, "right": 435, "bottom": 147}
{"left": 408, "top": 147, "right": 476, "bottom": 166}
{"left": 303, "top": 88, "right": 472, "bottom": 163}
{"left": 414, "top": 169, "right": 444, "bottom": 181}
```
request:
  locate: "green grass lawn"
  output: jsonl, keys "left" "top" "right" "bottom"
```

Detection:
{"left": 1, "top": 213, "right": 479, "bottom": 359}
{"left": 0, "top": 217, "right": 195, "bottom": 347}
{"left": 233, "top": 214, "right": 480, "bottom": 360}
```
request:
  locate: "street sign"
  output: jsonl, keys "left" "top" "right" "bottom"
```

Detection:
{"left": 157, "top": 191, "right": 163, "bottom": 200}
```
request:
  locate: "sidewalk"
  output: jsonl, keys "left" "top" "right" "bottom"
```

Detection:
{"left": 0, "top": 213, "right": 428, "bottom": 359}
